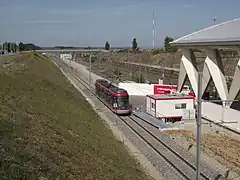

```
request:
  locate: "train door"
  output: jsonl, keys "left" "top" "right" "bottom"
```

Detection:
{"left": 95, "top": 84, "right": 100, "bottom": 96}
{"left": 113, "top": 96, "right": 117, "bottom": 113}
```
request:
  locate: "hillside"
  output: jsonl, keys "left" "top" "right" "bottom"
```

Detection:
{"left": 92, "top": 50, "right": 239, "bottom": 76}
{"left": 0, "top": 53, "right": 150, "bottom": 180}
{"left": 23, "top": 43, "right": 41, "bottom": 50}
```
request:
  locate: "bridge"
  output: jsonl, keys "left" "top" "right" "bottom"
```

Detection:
{"left": 36, "top": 49, "right": 109, "bottom": 53}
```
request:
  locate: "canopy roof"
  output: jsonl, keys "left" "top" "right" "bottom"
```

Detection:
{"left": 171, "top": 18, "right": 240, "bottom": 46}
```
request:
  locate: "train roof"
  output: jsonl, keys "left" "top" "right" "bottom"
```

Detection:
{"left": 96, "top": 79, "right": 128, "bottom": 94}
{"left": 96, "top": 79, "right": 109, "bottom": 84}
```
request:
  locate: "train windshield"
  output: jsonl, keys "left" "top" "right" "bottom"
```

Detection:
{"left": 116, "top": 96, "right": 129, "bottom": 107}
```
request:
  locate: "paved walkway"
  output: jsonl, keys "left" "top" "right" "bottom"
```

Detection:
{"left": 133, "top": 111, "right": 171, "bottom": 129}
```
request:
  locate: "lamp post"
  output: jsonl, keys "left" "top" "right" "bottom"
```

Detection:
{"left": 89, "top": 53, "right": 92, "bottom": 98}
{"left": 196, "top": 72, "right": 202, "bottom": 180}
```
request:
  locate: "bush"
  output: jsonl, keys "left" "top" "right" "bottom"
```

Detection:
{"left": 151, "top": 48, "right": 164, "bottom": 55}
{"left": 131, "top": 72, "right": 144, "bottom": 83}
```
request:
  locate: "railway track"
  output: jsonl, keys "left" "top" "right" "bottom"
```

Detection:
{"left": 54, "top": 58, "right": 225, "bottom": 180}
{"left": 79, "top": 60, "right": 180, "bottom": 84}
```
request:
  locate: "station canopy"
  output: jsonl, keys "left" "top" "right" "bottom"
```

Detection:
{"left": 171, "top": 18, "right": 240, "bottom": 47}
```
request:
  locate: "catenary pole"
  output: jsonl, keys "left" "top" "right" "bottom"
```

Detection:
{"left": 196, "top": 72, "right": 202, "bottom": 180}
{"left": 89, "top": 53, "right": 92, "bottom": 98}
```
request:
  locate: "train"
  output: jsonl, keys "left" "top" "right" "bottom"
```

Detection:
{"left": 95, "top": 79, "right": 132, "bottom": 115}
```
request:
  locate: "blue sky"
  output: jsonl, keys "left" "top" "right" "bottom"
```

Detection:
{"left": 0, "top": 0, "right": 240, "bottom": 47}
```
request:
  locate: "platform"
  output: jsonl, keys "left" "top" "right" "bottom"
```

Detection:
{"left": 132, "top": 110, "right": 173, "bottom": 129}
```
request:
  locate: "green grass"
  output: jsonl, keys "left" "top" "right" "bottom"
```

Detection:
{"left": 0, "top": 53, "right": 151, "bottom": 180}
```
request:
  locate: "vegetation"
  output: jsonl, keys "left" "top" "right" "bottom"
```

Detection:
{"left": 105, "top": 41, "right": 110, "bottom": 50}
{"left": 18, "top": 42, "right": 41, "bottom": 51}
{"left": 0, "top": 53, "right": 150, "bottom": 180}
{"left": 1, "top": 42, "right": 19, "bottom": 52}
{"left": 151, "top": 48, "right": 164, "bottom": 55}
{"left": 54, "top": 46, "right": 75, "bottom": 49}
{"left": 164, "top": 36, "right": 178, "bottom": 52}
{"left": 1, "top": 42, "right": 40, "bottom": 53}
{"left": 132, "top": 38, "right": 138, "bottom": 52}
{"left": 131, "top": 72, "right": 145, "bottom": 83}
{"left": 113, "top": 68, "right": 122, "bottom": 76}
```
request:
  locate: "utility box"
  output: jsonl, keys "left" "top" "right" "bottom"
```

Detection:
{"left": 146, "top": 94, "right": 195, "bottom": 122}
{"left": 182, "top": 109, "right": 196, "bottom": 120}
{"left": 60, "top": 53, "right": 72, "bottom": 60}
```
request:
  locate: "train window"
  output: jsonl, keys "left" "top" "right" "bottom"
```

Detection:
{"left": 116, "top": 96, "right": 129, "bottom": 107}
{"left": 103, "top": 89, "right": 107, "bottom": 99}
{"left": 107, "top": 91, "right": 111, "bottom": 103}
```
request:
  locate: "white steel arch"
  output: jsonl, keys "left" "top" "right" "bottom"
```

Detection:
{"left": 172, "top": 18, "right": 240, "bottom": 107}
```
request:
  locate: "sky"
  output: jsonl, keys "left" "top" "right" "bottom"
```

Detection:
{"left": 1, "top": 0, "right": 240, "bottom": 47}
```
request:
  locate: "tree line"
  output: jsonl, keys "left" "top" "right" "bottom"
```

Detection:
{"left": 0, "top": 42, "right": 19, "bottom": 53}
{"left": 105, "top": 38, "right": 139, "bottom": 52}
{"left": 104, "top": 36, "right": 178, "bottom": 53}
{"left": 0, "top": 41, "right": 41, "bottom": 53}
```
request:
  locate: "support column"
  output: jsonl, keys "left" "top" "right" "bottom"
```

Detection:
{"left": 177, "top": 48, "right": 199, "bottom": 96}
{"left": 177, "top": 60, "right": 187, "bottom": 91}
{"left": 227, "top": 50, "right": 240, "bottom": 107}
{"left": 202, "top": 48, "right": 228, "bottom": 101}
{"left": 201, "top": 57, "right": 212, "bottom": 96}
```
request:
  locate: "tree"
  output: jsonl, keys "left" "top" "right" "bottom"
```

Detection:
{"left": 19, "top": 42, "right": 25, "bottom": 51}
{"left": 13, "top": 43, "right": 18, "bottom": 52}
{"left": 132, "top": 38, "right": 138, "bottom": 52}
{"left": 3, "top": 42, "right": 8, "bottom": 51}
{"left": 132, "top": 72, "right": 144, "bottom": 83}
{"left": 164, "top": 36, "right": 178, "bottom": 52}
{"left": 7, "top": 42, "right": 11, "bottom": 52}
{"left": 105, "top": 41, "right": 110, "bottom": 50}
{"left": 10, "top": 42, "right": 14, "bottom": 52}
{"left": 11, "top": 42, "right": 17, "bottom": 52}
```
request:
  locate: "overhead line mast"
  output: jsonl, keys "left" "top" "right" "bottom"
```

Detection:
{"left": 152, "top": 12, "right": 155, "bottom": 49}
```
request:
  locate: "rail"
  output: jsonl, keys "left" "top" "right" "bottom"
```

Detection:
{"left": 51, "top": 56, "right": 225, "bottom": 180}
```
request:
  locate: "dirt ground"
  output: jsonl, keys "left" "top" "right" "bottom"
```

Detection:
{"left": 164, "top": 127, "right": 240, "bottom": 178}
{"left": 76, "top": 50, "right": 239, "bottom": 77}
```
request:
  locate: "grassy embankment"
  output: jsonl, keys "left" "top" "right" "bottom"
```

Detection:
{"left": 0, "top": 52, "right": 151, "bottom": 179}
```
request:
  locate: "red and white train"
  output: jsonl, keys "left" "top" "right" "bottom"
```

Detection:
{"left": 95, "top": 79, "right": 132, "bottom": 115}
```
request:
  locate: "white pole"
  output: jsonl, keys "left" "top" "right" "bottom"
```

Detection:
{"left": 196, "top": 72, "right": 202, "bottom": 180}
{"left": 152, "top": 12, "right": 155, "bottom": 49}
